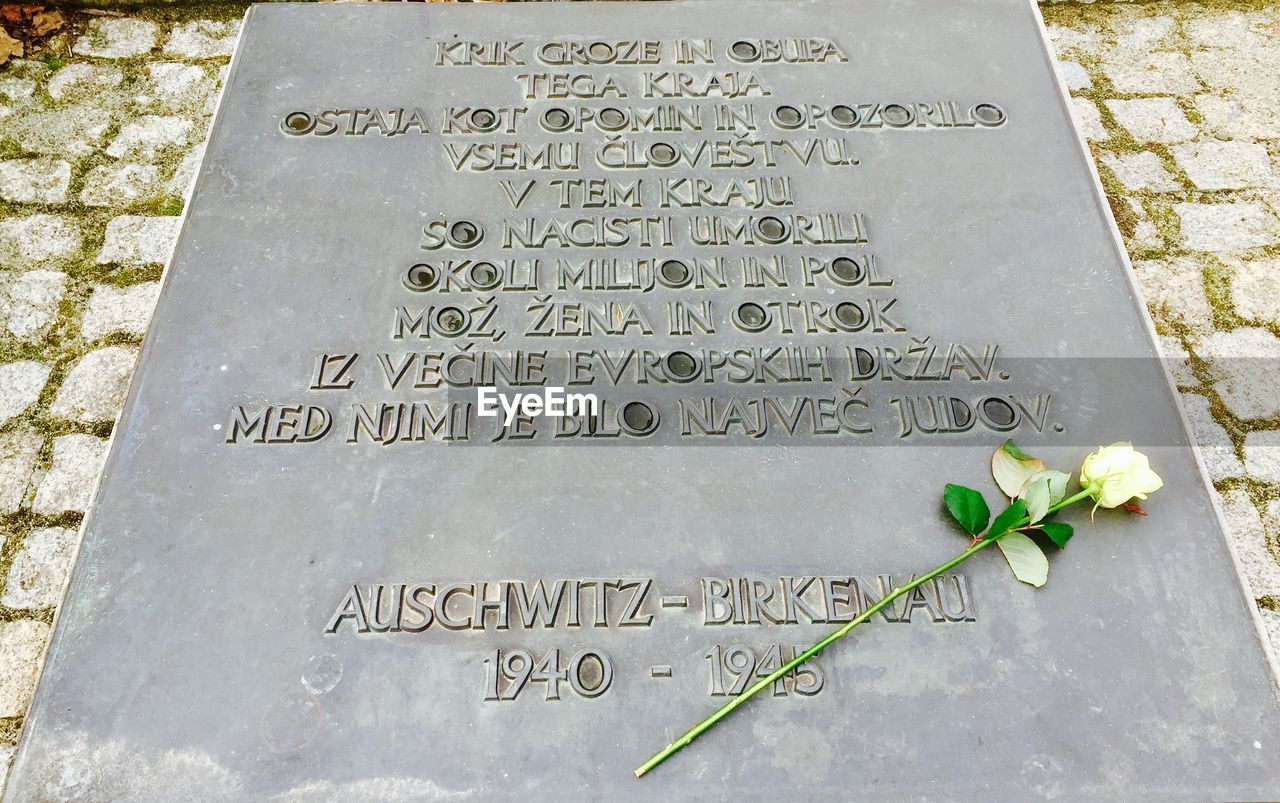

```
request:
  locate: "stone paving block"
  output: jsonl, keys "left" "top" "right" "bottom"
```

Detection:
{"left": 72, "top": 18, "right": 158, "bottom": 59}
{"left": 0, "top": 620, "right": 49, "bottom": 718}
{"left": 206, "top": 65, "right": 229, "bottom": 114}
{"left": 1218, "top": 488, "right": 1280, "bottom": 599}
{"left": 1, "top": 527, "right": 78, "bottom": 611}
{"left": 1131, "top": 257, "right": 1213, "bottom": 333}
{"left": 106, "top": 116, "right": 195, "bottom": 162}
{"left": 0, "top": 430, "right": 41, "bottom": 514}
{"left": 1102, "top": 52, "right": 1199, "bottom": 96}
{"left": 1069, "top": 97, "right": 1107, "bottom": 141}
{"left": 1190, "top": 47, "right": 1280, "bottom": 94}
{"left": 1180, "top": 393, "right": 1244, "bottom": 481}
{"left": 1172, "top": 140, "right": 1274, "bottom": 191}
{"left": 1105, "top": 98, "right": 1198, "bottom": 144}
{"left": 48, "top": 346, "right": 139, "bottom": 424}
{"left": 1229, "top": 257, "right": 1280, "bottom": 326}
{"left": 0, "top": 61, "right": 43, "bottom": 122}
{"left": 166, "top": 143, "right": 205, "bottom": 197}
{"left": 1199, "top": 328, "right": 1280, "bottom": 421}
{"left": 98, "top": 216, "right": 180, "bottom": 266}
{"left": 0, "top": 270, "right": 67, "bottom": 341}
{"left": 1185, "top": 11, "right": 1277, "bottom": 49}
{"left": 1189, "top": 44, "right": 1280, "bottom": 140}
{"left": 6, "top": 105, "right": 113, "bottom": 160}
{"left": 1120, "top": 197, "right": 1161, "bottom": 251}
{"left": 80, "top": 164, "right": 163, "bottom": 208}
{"left": 1056, "top": 60, "right": 1090, "bottom": 91}
{"left": 137, "top": 63, "right": 214, "bottom": 114}
{"left": 81, "top": 282, "right": 161, "bottom": 341}
{"left": 1159, "top": 336, "right": 1197, "bottom": 388}
{"left": 47, "top": 63, "right": 124, "bottom": 102}
{"left": 31, "top": 434, "right": 108, "bottom": 516}
{"left": 1243, "top": 431, "right": 1280, "bottom": 486}
{"left": 1175, "top": 202, "right": 1280, "bottom": 252}
{"left": 0, "top": 215, "right": 80, "bottom": 268}
{"left": 0, "top": 73, "right": 34, "bottom": 105}
{"left": 0, "top": 159, "right": 72, "bottom": 204}
{"left": 0, "top": 743, "right": 12, "bottom": 791}
{"left": 0, "top": 361, "right": 49, "bottom": 428}
{"left": 1100, "top": 151, "right": 1179, "bottom": 192}
{"left": 1113, "top": 14, "right": 1177, "bottom": 52}
{"left": 164, "top": 20, "right": 240, "bottom": 59}
{"left": 1044, "top": 24, "right": 1101, "bottom": 54}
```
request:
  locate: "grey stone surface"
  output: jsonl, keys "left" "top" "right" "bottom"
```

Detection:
{"left": 1175, "top": 202, "right": 1280, "bottom": 252}
{"left": 1105, "top": 97, "right": 1198, "bottom": 144}
{"left": 1230, "top": 257, "right": 1280, "bottom": 325}
{"left": 81, "top": 282, "right": 161, "bottom": 340}
{"left": 0, "top": 362, "right": 50, "bottom": 427}
{"left": 97, "top": 216, "right": 180, "bottom": 266}
{"left": 1100, "top": 151, "right": 1179, "bottom": 192}
{"left": 0, "top": 159, "right": 72, "bottom": 204}
{"left": 13, "top": 4, "right": 1280, "bottom": 800}
{"left": 0, "top": 620, "right": 50, "bottom": 719}
{"left": 30, "top": 434, "right": 107, "bottom": 517}
{"left": 48, "top": 346, "right": 138, "bottom": 424}
{"left": 0, "top": 431, "right": 41, "bottom": 515}
{"left": 0, "top": 216, "right": 81, "bottom": 268}
{"left": 1, "top": 528, "right": 79, "bottom": 611}
{"left": 47, "top": 64, "right": 124, "bottom": 102}
{"left": 0, "top": 271, "right": 67, "bottom": 341}
{"left": 79, "top": 164, "right": 163, "bottom": 208}
{"left": 1172, "top": 141, "right": 1275, "bottom": 191}
{"left": 1199, "top": 328, "right": 1280, "bottom": 421}
{"left": 1243, "top": 431, "right": 1280, "bottom": 486}
{"left": 72, "top": 18, "right": 158, "bottom": 59}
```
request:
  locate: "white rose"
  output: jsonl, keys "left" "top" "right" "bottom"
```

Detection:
{"left": 1079, "top": 442, "right": 1163, "bottom": 509}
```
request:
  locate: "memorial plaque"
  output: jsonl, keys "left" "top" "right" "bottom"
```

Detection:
{"left": 9, "top": 1, "right": 1280, "bottom": 799}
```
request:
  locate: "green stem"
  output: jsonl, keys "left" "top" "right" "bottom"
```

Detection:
{"left": 633, "top": 487, "right": 1097, "bottom": 779}
{"left": 1051, "top": 487, "right": 1094, "bottom": 513}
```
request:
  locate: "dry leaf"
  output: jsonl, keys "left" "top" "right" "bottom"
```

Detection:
{"left": 0, "top": 4, "right": 42, "bottom": 25}
{"left": 30, "top": 9, "right": 62, "bottom": 36}
{"left": 0, "top": 27, "right": 22, "bottom": 65}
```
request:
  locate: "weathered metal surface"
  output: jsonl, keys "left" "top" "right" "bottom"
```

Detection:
{"left": 8, "top": 1, "right": 1280, "bottom": 799}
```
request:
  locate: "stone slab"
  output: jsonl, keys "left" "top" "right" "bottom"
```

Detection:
{"left": 9, "top": 2, "right": 1280, "bottom": 800}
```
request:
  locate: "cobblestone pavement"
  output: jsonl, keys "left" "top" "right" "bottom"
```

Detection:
{"left": 1, "top": 0, "right": 1279, "bottom": 788}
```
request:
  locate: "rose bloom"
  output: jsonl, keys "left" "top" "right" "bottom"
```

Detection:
{"left": 1080, "top": 442, "right": 1164, "bottom": 509}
